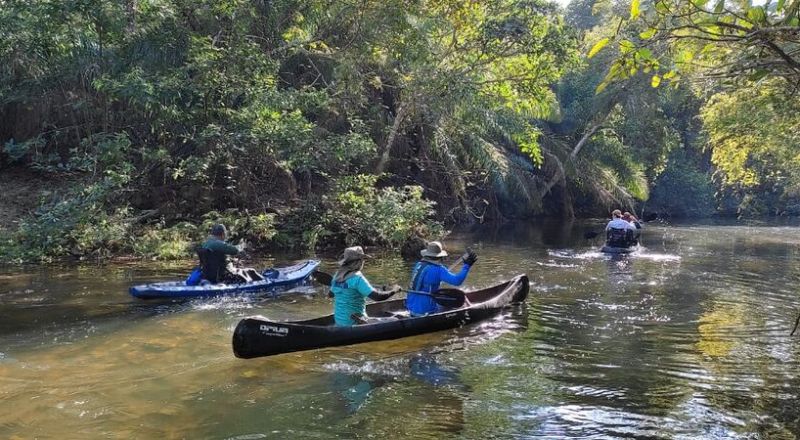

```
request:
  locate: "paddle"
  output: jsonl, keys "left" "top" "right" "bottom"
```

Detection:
{"left": 402, "top": 287, "right": 466, "bottom": 309}
{"left": 791, "top": 312, "right": 800, "bottom": 336}
{"left": 312, "top": 270, "right": 333, "bottom": 285}
{"left": 312, "top": 270, "right": 467, "bottom": 308}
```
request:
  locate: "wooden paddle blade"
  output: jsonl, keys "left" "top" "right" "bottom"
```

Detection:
{"left": 312, "top": 270, "right": 333, "bottom": 285}
{"left": 432, "top": 289, "right": 466, "bottom": 309}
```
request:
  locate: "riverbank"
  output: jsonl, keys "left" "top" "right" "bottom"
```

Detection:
{"left": 0, "top": 164, "right": 450, "bottom": 263}
{"left": 2, "top": 163, "right": 795, "bottom": 264}
{"left": 0, "top": 168, "right": 66, "bottom": 233}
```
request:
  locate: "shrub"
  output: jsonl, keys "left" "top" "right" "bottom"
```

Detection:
{"left": 130, "top": 222, "right": 197, "bottom": 260}
{"left": 327, "top": 175, "right": 444, "bottom": 247}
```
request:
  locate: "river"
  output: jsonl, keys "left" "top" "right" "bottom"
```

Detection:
{"left": 2, "top": 219, "right": 800, "bottom": 439}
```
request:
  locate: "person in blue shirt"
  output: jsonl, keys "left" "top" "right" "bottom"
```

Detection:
{"left": 406, "top": 241, "right": 478, "bottom": 316}
{"left": 330, "top": 246, "right": 400, "bottom": 326}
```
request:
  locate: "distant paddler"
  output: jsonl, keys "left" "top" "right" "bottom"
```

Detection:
{"left": 605, "top": 209, "right": 636, "bottom": 248}
{"left": 623, "top": 211, "right": 642, "bottom": 244}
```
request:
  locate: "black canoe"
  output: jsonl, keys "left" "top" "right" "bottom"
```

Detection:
{"left": 232, "top": 274, "right": 530, "bottom": 359}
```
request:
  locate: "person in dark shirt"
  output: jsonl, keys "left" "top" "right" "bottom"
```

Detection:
{"left": 623, "top": 211, "right": 642, "bottom": 244}
{"left": 198, "top": 224, "right": 259, "bottom": 284}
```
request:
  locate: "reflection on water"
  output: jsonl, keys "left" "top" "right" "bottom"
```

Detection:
{"left": 2, "top": 219, "right": 800, "bottom": 438}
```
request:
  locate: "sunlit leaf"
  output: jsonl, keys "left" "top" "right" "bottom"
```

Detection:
{"left": 588, "top": 37, "right": 610, "bottom": 58}
{"left": 619, "top": 39, "right": 636, "bottom": 54}
{"left": 639, "top": 28, "right": 656, "bottom": 39}
{"left": 747, "top": 6, "right": 767, "bottom": 23}
{"left": 631, "top": 0, "right": 641, "bottom": 18}
{"left": 651, "top": 74, "right": 661, "bottom": 87}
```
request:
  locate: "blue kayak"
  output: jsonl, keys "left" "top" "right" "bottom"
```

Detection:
{"left": 129, "top": 260, "right": 320, "bottom": 299}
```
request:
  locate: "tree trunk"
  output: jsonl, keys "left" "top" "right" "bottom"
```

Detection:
{"left": 540, "top": 119, "right": 606, "bottom": 199}
{"left": 375, "top": 104, "right": 407, "bottom": 174}
{"left": 125, "top": 0, "right": 137, "bottom": 34}
{"left": 570, "top": 120, "right": 603, "bottom": 160}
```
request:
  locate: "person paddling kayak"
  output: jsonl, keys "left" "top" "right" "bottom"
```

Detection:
{"left": 406, "top": 241, "right": 478, "bottom": 316}
{"left": 605, "top": 209, "right": 636, "bottom": 248}
{"left": 198, "top": 224, "right": 261, "bottom": 284}
{"left": 331, "top": 246, "right": 400, "bottom": 326}
{"left": 623, "top": 211, "right": 642, "bottom": 244}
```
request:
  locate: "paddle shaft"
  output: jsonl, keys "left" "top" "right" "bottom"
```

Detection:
{"left": 402, "top": 288, "right": 467, "bottom": 308}
{"left": 402, "top": 287, "right": 462, "bottom": 298}
{"left": 448, "top": 255, "right": 464, "bottom": 271}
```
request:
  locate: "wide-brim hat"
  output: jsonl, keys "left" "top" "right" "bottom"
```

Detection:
{"left": 338, "top": 246, "right": 370, "bottom": 265}
{"left": 420, "top": 241, "right": 448, "bottom": 258}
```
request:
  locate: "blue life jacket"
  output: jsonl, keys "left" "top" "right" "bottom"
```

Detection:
{"left": 407, "top": 261, "right": 439, "bottom": 315}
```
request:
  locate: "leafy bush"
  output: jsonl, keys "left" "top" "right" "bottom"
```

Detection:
{"left": 130, "top": 222, "right": 197, "bottom": 260}
{"left": 327, "top": 175, "right": 444, "bottom": 247}
{"left": 0, "top": 187, "right": 278, "bottom": 261}
{"left": 198, "top": 211, "right": 277, "bottom": 247}
{"left": 271, "top": 202, "right": 331, "bottom": 250}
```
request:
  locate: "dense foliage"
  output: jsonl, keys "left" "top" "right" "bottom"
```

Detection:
{"left": 0, "top": 0, "right": 576, "bottom": 261}
{"left": 1, "top": 0, "right": 798, "bottom": 262}
{"left": 587, "top": 0, "right": 800, "bottom": 217}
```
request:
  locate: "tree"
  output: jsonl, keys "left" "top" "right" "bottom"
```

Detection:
{"left": 590, "top": 0, "right": 800, "bottom": 89}
{"left": 701, "top": 79, "right": 800, "bottom": 215}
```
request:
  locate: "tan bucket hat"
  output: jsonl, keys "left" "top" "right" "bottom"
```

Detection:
{"left": 420, "top": 241, "right": 448, "bottom": 258}
{"left": 338, "top": 246, "right": 370, "bottom": 266}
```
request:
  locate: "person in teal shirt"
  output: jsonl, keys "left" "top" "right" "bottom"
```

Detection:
{"left": 330, "top": 246, "right": 400, "bottom": 326}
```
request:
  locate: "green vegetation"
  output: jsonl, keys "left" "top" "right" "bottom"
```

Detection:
{"left": 1, "top": 0, "right": 799, "bottom": 262}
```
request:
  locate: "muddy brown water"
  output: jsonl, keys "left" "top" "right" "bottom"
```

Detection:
{"left": 2, "top": 219, "right": 800, "bottom": 438}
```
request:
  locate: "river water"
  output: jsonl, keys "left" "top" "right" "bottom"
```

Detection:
{"left": 2, "top": 219, "right": 800, "bottom": 439}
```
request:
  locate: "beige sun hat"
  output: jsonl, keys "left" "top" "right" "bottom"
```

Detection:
{"left": 420, "top": 241, "right": 448, "bottom": 258}
{"left": 338, "top": 246, "right": 370, "bottom": 266}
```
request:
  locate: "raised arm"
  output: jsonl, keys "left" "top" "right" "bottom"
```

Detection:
{"left": 439, "top": 251, "right": 478, "bottom": 286}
